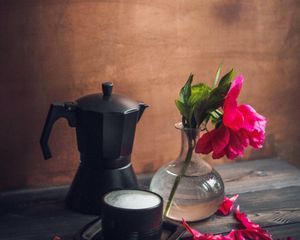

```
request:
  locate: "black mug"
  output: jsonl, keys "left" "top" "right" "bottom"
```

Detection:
{"left": 101, "top": 189, "right": 163, "bottom": 240}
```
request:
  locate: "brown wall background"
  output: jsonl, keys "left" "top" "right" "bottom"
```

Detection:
{"left": 0, "top": 0, "right": 299, "bottom": 191}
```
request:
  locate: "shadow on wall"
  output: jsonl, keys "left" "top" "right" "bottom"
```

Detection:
{"left": 213, "top": 0, "right": 243, "bottom": 24}
{"left": 0, "top": 1, "right": 78, "bottom": 191}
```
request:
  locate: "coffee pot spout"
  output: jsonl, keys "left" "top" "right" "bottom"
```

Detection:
{"left": 137, "top": 103, "right": 149, "bottom": 122}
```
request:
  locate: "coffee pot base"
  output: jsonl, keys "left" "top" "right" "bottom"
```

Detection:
{"left": 66, "top": 162, "right": 139, "bottom": 215}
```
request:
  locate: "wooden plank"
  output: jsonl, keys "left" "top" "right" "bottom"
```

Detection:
{"left": 181, "top": 223, "right": 300, "bottom": 240}
{"left": 0, "top": 158, "right": 300, "bottom": 204}
{"left": 180, "top": 186, "right": 300, "bottom": 238}
{"left": 1, "top": 159, "right": 300, "bottom": 240}
{"left": 214, "top": 158, "right": 300, "bottom": 194}
{"left": 1, "top": 186, "right": 299, "bottom": 240}
{"left": 0, "top": 201, "right": 97, "bottom": 240}
{"left": 1, "top": 158, "right": 299, "bottom": 205}
{"left": 264, "top": 223, "right": 300, "bottom": 239}
{"left": 0, "top": 174, "right": 153, "bottom": 240}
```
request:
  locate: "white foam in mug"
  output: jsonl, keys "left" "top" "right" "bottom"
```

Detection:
{"left": 104, "top": 189, "right": 161, "bottom": 209}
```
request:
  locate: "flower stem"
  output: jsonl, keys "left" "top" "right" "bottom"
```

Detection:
{"left": 163, "top": 135, "right": 195, "bottom": 218}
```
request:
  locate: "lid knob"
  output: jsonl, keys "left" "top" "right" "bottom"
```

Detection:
{"left": 102, "top": 82, "right": 113, "bottom": 97}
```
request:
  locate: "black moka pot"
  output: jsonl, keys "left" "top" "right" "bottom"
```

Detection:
{"left": 40, "top": 82, "right": 148, "bottom": 214}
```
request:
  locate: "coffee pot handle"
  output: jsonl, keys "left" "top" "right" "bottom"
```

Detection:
{"left": 40, "top": 102, "right": 77, "bottom": 160}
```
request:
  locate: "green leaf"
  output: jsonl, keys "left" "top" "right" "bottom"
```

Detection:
{"left": 180, "top": 73, "right": 193, "bottom": 103}
{"left": 210, "top": 110, "right": 220, "bottom": 120}
{"left": 188, "top": 83, "right": 211, "bottom": 106}
{"left": 194, "top": 78, "right": 231, "bottom": 127}
{"left": 213, "top": 63, "right": 223, "bottom": 87}
{"left": 209, "top": 110, "right": 223, "bottom": 125}
{"left": 205, "top": 69, "right": 234, "bottom": 112}
{"left": 207, "top": 81, "right": 231, "bottom": 110}
{"left": 175, "top": 100, "right": 191, "bottom": 122}
{"left": 216, "top": 109, "right": 223, "bottom": 115}
{"left": 193, "top": 99, "right": 209, "bottom": 127}
{"left": 218, "top": 69, "right": 234, "bottom": 87}
{"left": 175, "top": 99, "right": 186, "bottom": 117}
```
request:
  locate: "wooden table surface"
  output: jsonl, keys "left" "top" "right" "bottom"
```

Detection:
{"left": 1, "top": 158, "right": 300, "bottom": 240}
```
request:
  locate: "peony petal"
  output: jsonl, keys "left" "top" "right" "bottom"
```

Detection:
{"left": 225, "top": 230, "right": 246, "bottom": 240}
{"left": 212, "top": 150, "right": 226, "bottom": 159}
{"left": 211, "top": 125, "right": 230, "bottom": 157}
{"left": 238, "top": 104, "right": 267, "bottom": 133}
{"left": 226, "top": 75, "right": 244, "bottom": 102}
{"left": 197, "top": 125, "right": 231, "bottom": 159}
{"left": 182, "top": 219, "right": 224, "bottom": 240}
{"left": 218, "top": 194, "right": 239, "bottom": 216}
{"left": 223, "top": 102, "right": 244, "bottom": 131}
{"left": 225, "top": 146, "right": 240, "bottom": 160}
{"left": 235, "top": 206, "right": 260, "bottom": 230}
{"left": 182, "top": 203, "right": 273, "bottom": 240}
{"left": 182, "top": 218, "right": 201, "bottom": 240}
{"left": 223, "top": 98, "right": 238, "bottom": 125}
{"left": 223, "top": 76, "right": 244, "bottom": 131}
{"left": 225, "top": 130, "right": 249, "bottom": 160}
{"left": 238, "top": 104, "right": 258, "bottom": 132}
{"left": 254, "top": 118, "right": 267, "bottom": 133}
{"left": 240, "top": 228, "right": 272, "bottom": 240}
{"left": 248, "top": 129, "right": 265, "bottom": 149}
{"left": 231, "top": 129, "right": 249, "bottom": 149}
{"left": 196, "top": 131, "right": 214, "bottom": 154}
{"left": 235, "top": 208, "right": 272, "bottom": 239}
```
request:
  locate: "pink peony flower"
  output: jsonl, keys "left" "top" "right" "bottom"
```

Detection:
{"left": 218, "top": 194, "right": 239, "bottom": 216}
{"left": 196, "top": 75, "right": 267, "bottom": 159}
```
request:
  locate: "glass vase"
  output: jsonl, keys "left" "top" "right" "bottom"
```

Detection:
{"left": 150, "top": 123, "right": 224, "bottom": 222}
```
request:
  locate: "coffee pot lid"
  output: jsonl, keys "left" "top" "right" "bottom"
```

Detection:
{"left": 76, "top": 82, "right": 140, "bottom": 113}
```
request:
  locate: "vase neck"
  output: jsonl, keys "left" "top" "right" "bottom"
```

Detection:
{"left": 175, "top": 125, "right": 213, "bottom": 174}
{"left": 177, "top": 127, "right": 201, "bottom": 161}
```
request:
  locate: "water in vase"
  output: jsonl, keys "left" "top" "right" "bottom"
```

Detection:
{"left": 150, "top": 160, "right": 224, "bottom": 222}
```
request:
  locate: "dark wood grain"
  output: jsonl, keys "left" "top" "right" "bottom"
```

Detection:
{"left": 181, "top": 186, "right": 300, "bottom": 238}
{"left": 182, "top": 223, "right": 300, "bottom": 240}
{"left": 1, "top": 159, "right": 300, "bottom": 240}
{"left": 217, "top": 158, "right": 300, "bottom": 194}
